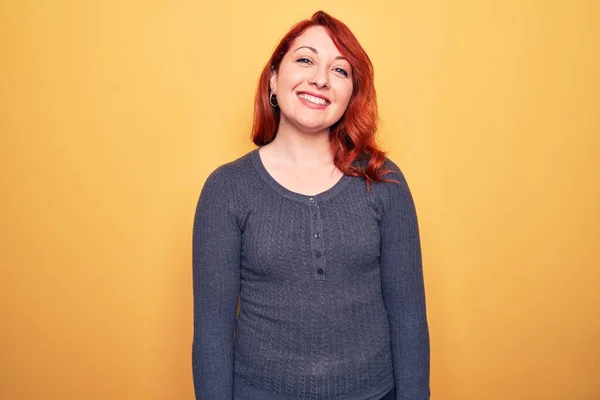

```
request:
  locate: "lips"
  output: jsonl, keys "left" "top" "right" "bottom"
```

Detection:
{"left": 297, "top": 92, "right": 331, "bottom": 106}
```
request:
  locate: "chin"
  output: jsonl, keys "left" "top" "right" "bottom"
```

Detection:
{"left": 295, "top": 122, "right": 331, "bottom": 134}
{"left": 294, "top": 117, "right": 339, "bottom": 134}
{"left": 281, "top": 110, "right": 341, "bottom": 134}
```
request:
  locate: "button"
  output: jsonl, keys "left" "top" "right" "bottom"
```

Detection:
{"left": 314, "top": 233, "right": 321, "bottom": 239}
{"left": 313, "top": 213, "right": 318, "bottom": 219}
{"left": 308, "top": 197, "right": 315, "bottom": 204}
{"left": 315, "top": 251, "right": 322, "bottom": 258}
{"left": 317, "top": 268, "right": 324, "bottom": 275}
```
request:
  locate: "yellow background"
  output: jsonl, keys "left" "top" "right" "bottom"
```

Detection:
{"left": 1, "top": 0, "right": 599, "bottom": 399}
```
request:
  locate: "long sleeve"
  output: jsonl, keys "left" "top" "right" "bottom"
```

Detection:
{"left": 379, "top": 164, "right": 431, "bottom": 400}
{"left": 192, "top": 167, "right": 241, "bottom": 400}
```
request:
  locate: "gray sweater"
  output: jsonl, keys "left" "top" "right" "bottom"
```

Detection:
{"left": 192, "top": 147, "right": 430, "bottom": 400}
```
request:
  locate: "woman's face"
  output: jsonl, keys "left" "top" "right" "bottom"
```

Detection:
{"left": 270, "top": 26, "right": 354, "bottom": 134}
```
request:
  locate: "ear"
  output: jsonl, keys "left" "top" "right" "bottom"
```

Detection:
{"left": 269, "top": 68, "right": 278, "bottom": 94}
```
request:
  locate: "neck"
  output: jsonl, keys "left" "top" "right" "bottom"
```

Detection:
{"left": 268, "top": 122, "right": 333, "bottom": 167}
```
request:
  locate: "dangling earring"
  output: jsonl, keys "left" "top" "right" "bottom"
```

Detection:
{"left": 269, "top": 91, "right": 278, "bottom": 107}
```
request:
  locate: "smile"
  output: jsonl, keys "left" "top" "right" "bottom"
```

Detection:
{"left": 297, "top": 93, "right": 330, "bottom": 106}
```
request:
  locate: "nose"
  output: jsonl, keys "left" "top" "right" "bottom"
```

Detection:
{"left": 309, "top": 66, "right": 330, "bottom": 88}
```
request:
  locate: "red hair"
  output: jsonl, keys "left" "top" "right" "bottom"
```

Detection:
{"left": 251, "top": 10, "right": 395, "bottom": 188}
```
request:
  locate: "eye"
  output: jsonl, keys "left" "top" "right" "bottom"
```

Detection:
{"left": 334, "top": 67, "right": 349, "bottom": 77}
{"left": 296, "top": 57, "right": 313, "bottom": 65}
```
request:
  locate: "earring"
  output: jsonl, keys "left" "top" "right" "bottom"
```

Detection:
{"left": 269, "top": 91, "right": 278, "bottom": 107}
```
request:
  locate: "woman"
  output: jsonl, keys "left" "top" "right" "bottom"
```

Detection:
{"left": 192, "top": 10, "right": 430, "bottom": 400}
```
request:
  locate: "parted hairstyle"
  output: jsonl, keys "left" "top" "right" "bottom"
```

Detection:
{"left": 251, "top": 10, "right": 395, "bottom": 188}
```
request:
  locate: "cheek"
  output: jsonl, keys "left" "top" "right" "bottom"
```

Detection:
{"left": 336, "top": 82, "right": 354, "bottom": 108}
{"left": 276, "top": 67, "right": 306, "bottom": 91}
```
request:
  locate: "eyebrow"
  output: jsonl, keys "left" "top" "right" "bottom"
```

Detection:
{"left": 294, "top": 46, "right": 347, "bottom": 61}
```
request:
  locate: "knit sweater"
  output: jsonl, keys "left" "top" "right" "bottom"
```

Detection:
{"left": 192, "top": 147, "right": 430, "bottom": 400}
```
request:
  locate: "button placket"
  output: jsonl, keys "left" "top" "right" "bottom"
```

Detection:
{"left": 308, "top": 196, "right": 325, "bottom": 281}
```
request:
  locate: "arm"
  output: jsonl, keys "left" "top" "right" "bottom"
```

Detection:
{"left": 379, "top": 165, "right": 430, "bottom": 400}
{"left": 192, "top": 167, "right": 241, "bottom": 400}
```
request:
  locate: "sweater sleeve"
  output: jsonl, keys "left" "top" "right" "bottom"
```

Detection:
{"left": 379, "top": 163, "right": 431, "bottom": 400}
{"left": 192, "top": 166, "right": 241, "bottom": 400}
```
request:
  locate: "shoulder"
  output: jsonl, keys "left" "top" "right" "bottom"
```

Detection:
{"left": 376, "top": 156, "right": 411, "bottom": 191}
{"left": 352, "top": 153, "right": 410, "bottom": 190}
{"left": 198, "top": 150, "right": 258, "bottom": 230}
{"left": 370, "top": 156, "right": 417, "bottom": 212}
{"left": 203, "top": 149, "right": 254, "bottom": 189}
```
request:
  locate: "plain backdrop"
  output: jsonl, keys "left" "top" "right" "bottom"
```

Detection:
{"left": 1, "top": 0, "right": 599, "bottom": 399}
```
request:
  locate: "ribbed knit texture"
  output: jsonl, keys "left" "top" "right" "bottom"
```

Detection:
{"left": 192, "top": 147, "right": 430, "bottom": 400}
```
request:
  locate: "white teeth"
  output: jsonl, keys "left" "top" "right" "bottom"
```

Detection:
{"left": 298, "top": 93, "right": 328, "bottom": 105}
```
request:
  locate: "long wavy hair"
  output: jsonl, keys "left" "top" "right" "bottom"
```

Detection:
{"left": 251, "top": 10, "right": 395, "bottom": 188}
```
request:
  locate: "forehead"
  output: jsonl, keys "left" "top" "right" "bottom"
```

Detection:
{"left": 291, "top": 26, "right": 343, "bottom": 56}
